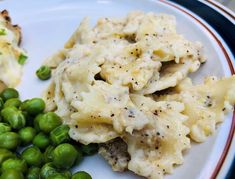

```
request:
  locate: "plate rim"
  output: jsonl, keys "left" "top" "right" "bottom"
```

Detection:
{"left": 0, "top": 0, "right": 234, "bottom": 178}
{"left": 206, "top": 0, "right": 235, "bottom": 20}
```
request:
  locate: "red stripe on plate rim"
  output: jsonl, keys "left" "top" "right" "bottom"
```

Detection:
{"left": 206, "top": 0, "right": 235, "bottom": 20}
{"left": 158, "top": 0, "right": 235, "bottom": 178}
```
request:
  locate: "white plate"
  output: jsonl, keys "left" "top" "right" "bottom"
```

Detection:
{"left": 1, "top": 0, "right": 234, "bottom": 178}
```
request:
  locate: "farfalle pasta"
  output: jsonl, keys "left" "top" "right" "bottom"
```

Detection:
{"left": 42, "top": 11, "right": 235, "bottom": 179}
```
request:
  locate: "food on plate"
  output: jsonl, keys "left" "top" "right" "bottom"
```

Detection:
{"left": 0, "top": 10, "right": 27, "bottom": 90}
{"left": 0, "top": 88, "right": 93, "bottom": 178}
{"left": 0, "top": 123, "right": 11, "bottom": 134}
{"left": 19, "top": 126, "right": 37, "bottom": 145}
{"left": 20, "top": 98, "right": 45, "bottom": 115}
{"left": 72, "top": 171, "right": 92, "bottom": 179}
{"left": 40, "top": 162, "right": 61, "bottom": 178}
{"left": 46, "top": 173, "right": 71, "bottom": 179}
{"left": 37, "top": 112, "right": 62, "bottom": 133}
{"left": 0, "top": 10, "right": 21, "bottom": 44}
{"left": 26, "top": 167, "right": 41, "bottom": 179}
{"left": 99, "top": 138, "right": 130, "bottom": 172}
{"left": 50, "top": 124, "right": 70, "bottom": 145}
{"left": 0, "top": 87, "right": 19, "bottom": 101}
{"left": 125, "top": 94, "right": 190, "bottom": 178}
{"left": 39, "top": 162, "right": 72, "bottom": 178}
{"left": 4, "top": 98, "right": 21, "bottom": 108}
{"left": 21, "top": 146, "right": 43, "bottom": 167}
{"left": 1, "top": 106, "right": 26, "bottom": 129}
{"left": 43, "top": 11, "right": 205, "bottom": 93}
{"left": 81, "top": 143, "right": 99, "bottom": 156}
{"left": 0, "top": 97, "right": 3, "bottom": 110}
{"left": 52, "top": 143, "right": 78, "bottom": 169}
{"left": 0, "top": 131, "right": 20, "bottom": 150}
{"left": 0, "top": 148, "right": 14, "bottom": 165}
{"left": 155, "top": 76, "right": 235, "bottom": 142}
{"left": 36, "top": 65, "right": 52, "bottom": 80}
{"left": 32, "top": 132, "right": 50, "bottom": 150}
{"left": 0, "top": 169, "right": 24, "bottom": 179}
{"left": 1, "top": 158, "right": 28, "bottom": 173}
{"left": 40, "top": 11, "right": 235, "bottom": 179}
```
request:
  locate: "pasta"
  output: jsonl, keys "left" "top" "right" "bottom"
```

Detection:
{"left": 155, "top": 76, "right": 235, "bottom": 142}
{"left": 42, "top": 11, "right": 235, "bottom": 179}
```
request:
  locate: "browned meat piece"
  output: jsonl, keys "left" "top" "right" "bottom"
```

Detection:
{"left": 99, "top": 138, "right": 130, "bottom": 172}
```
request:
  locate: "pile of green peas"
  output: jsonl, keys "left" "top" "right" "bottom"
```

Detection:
{"left": 0, "top": 88, "right": 98, "bottom": 179}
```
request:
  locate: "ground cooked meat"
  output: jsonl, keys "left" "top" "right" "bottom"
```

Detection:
{"left": 99, "top": 138, "right": 130, "bottom": 172}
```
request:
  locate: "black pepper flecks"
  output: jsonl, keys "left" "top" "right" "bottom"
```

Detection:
{"left": 153, "top": 110, "right": 158, "bottom": 116}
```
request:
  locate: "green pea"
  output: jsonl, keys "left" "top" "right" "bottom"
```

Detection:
{"left": 0, "top": 97, "right": 4, "bottom": 110}
{"left": 21, "top": 146, "right": 43, "bottom": 167}
{"left": 72, "top": 171, "right": 92, "bottom": 179}
{"left": 1, "top": 158, "right": 28, "bottom": 173}
{"left": 0, "top": 169, "right": 24, "bottom": 179}
{"left": 50, "top": 124, "right": 70, "bottom": 145}
{"left": 81, "top": 143, "right": 98, "bottom": 156}
{"left": 6, "top": 111, "right": 26, "bottom": 129}
{"left": 52, "top": 143, "right": 78, "bottom": 169}
{"left": 0, "top": 88, "right": 19, "bottom": 101}
{"left": 62, "top": 170, "right": 72, "bottom": 178}
{"left": 20, "top": 99, "right": 29, "bottom": 111}
{"left": 43, "top": 145, "right": 55, "bottom": 163}
{"left": 0, "top": 132, "right": 21, "bottom": 150}
{"left": 4, "top": 98, "right": 21, "bottom": 108}
{"left": 20, "top": 111, "right": 34, "bottom": 127}
{"left": 0, "top": 148, "right": 15, "bottom": 165}
{"left": 20, "top": 98, "right": 45, "bottom": 115}
{"left": 34, "top": 114, "right": 42, "bottom": 132}
{"left": 38, "top": 112, "right": 62, "bottom": 133}
{"left": 0, "top": 123, "right": 11, "bottom": 134}
{"left": 26, "top": 167, "right": 40, "bottom": 179}
{"left": 1, "top": 107, "right": 26, "bottom": 129}
{"left": 1, "top": 106, "right": 18, "bottom": 122}
{"left": 46, "top": 173, "right": 69, "bottom": 179}
{"left": 36, "top": 65, "right": 51, "bottom": 80}
{"left": 75, "top": 148, "right": 83, "bottom": 166}
{"left": 40, "top": 162, "right": 57, "bottom": 179}
{"left": 33, "top": 132, "right": 50, "bottom": 150}
{"left": 19, "top": 127, "right": 36, "bottom": 145}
